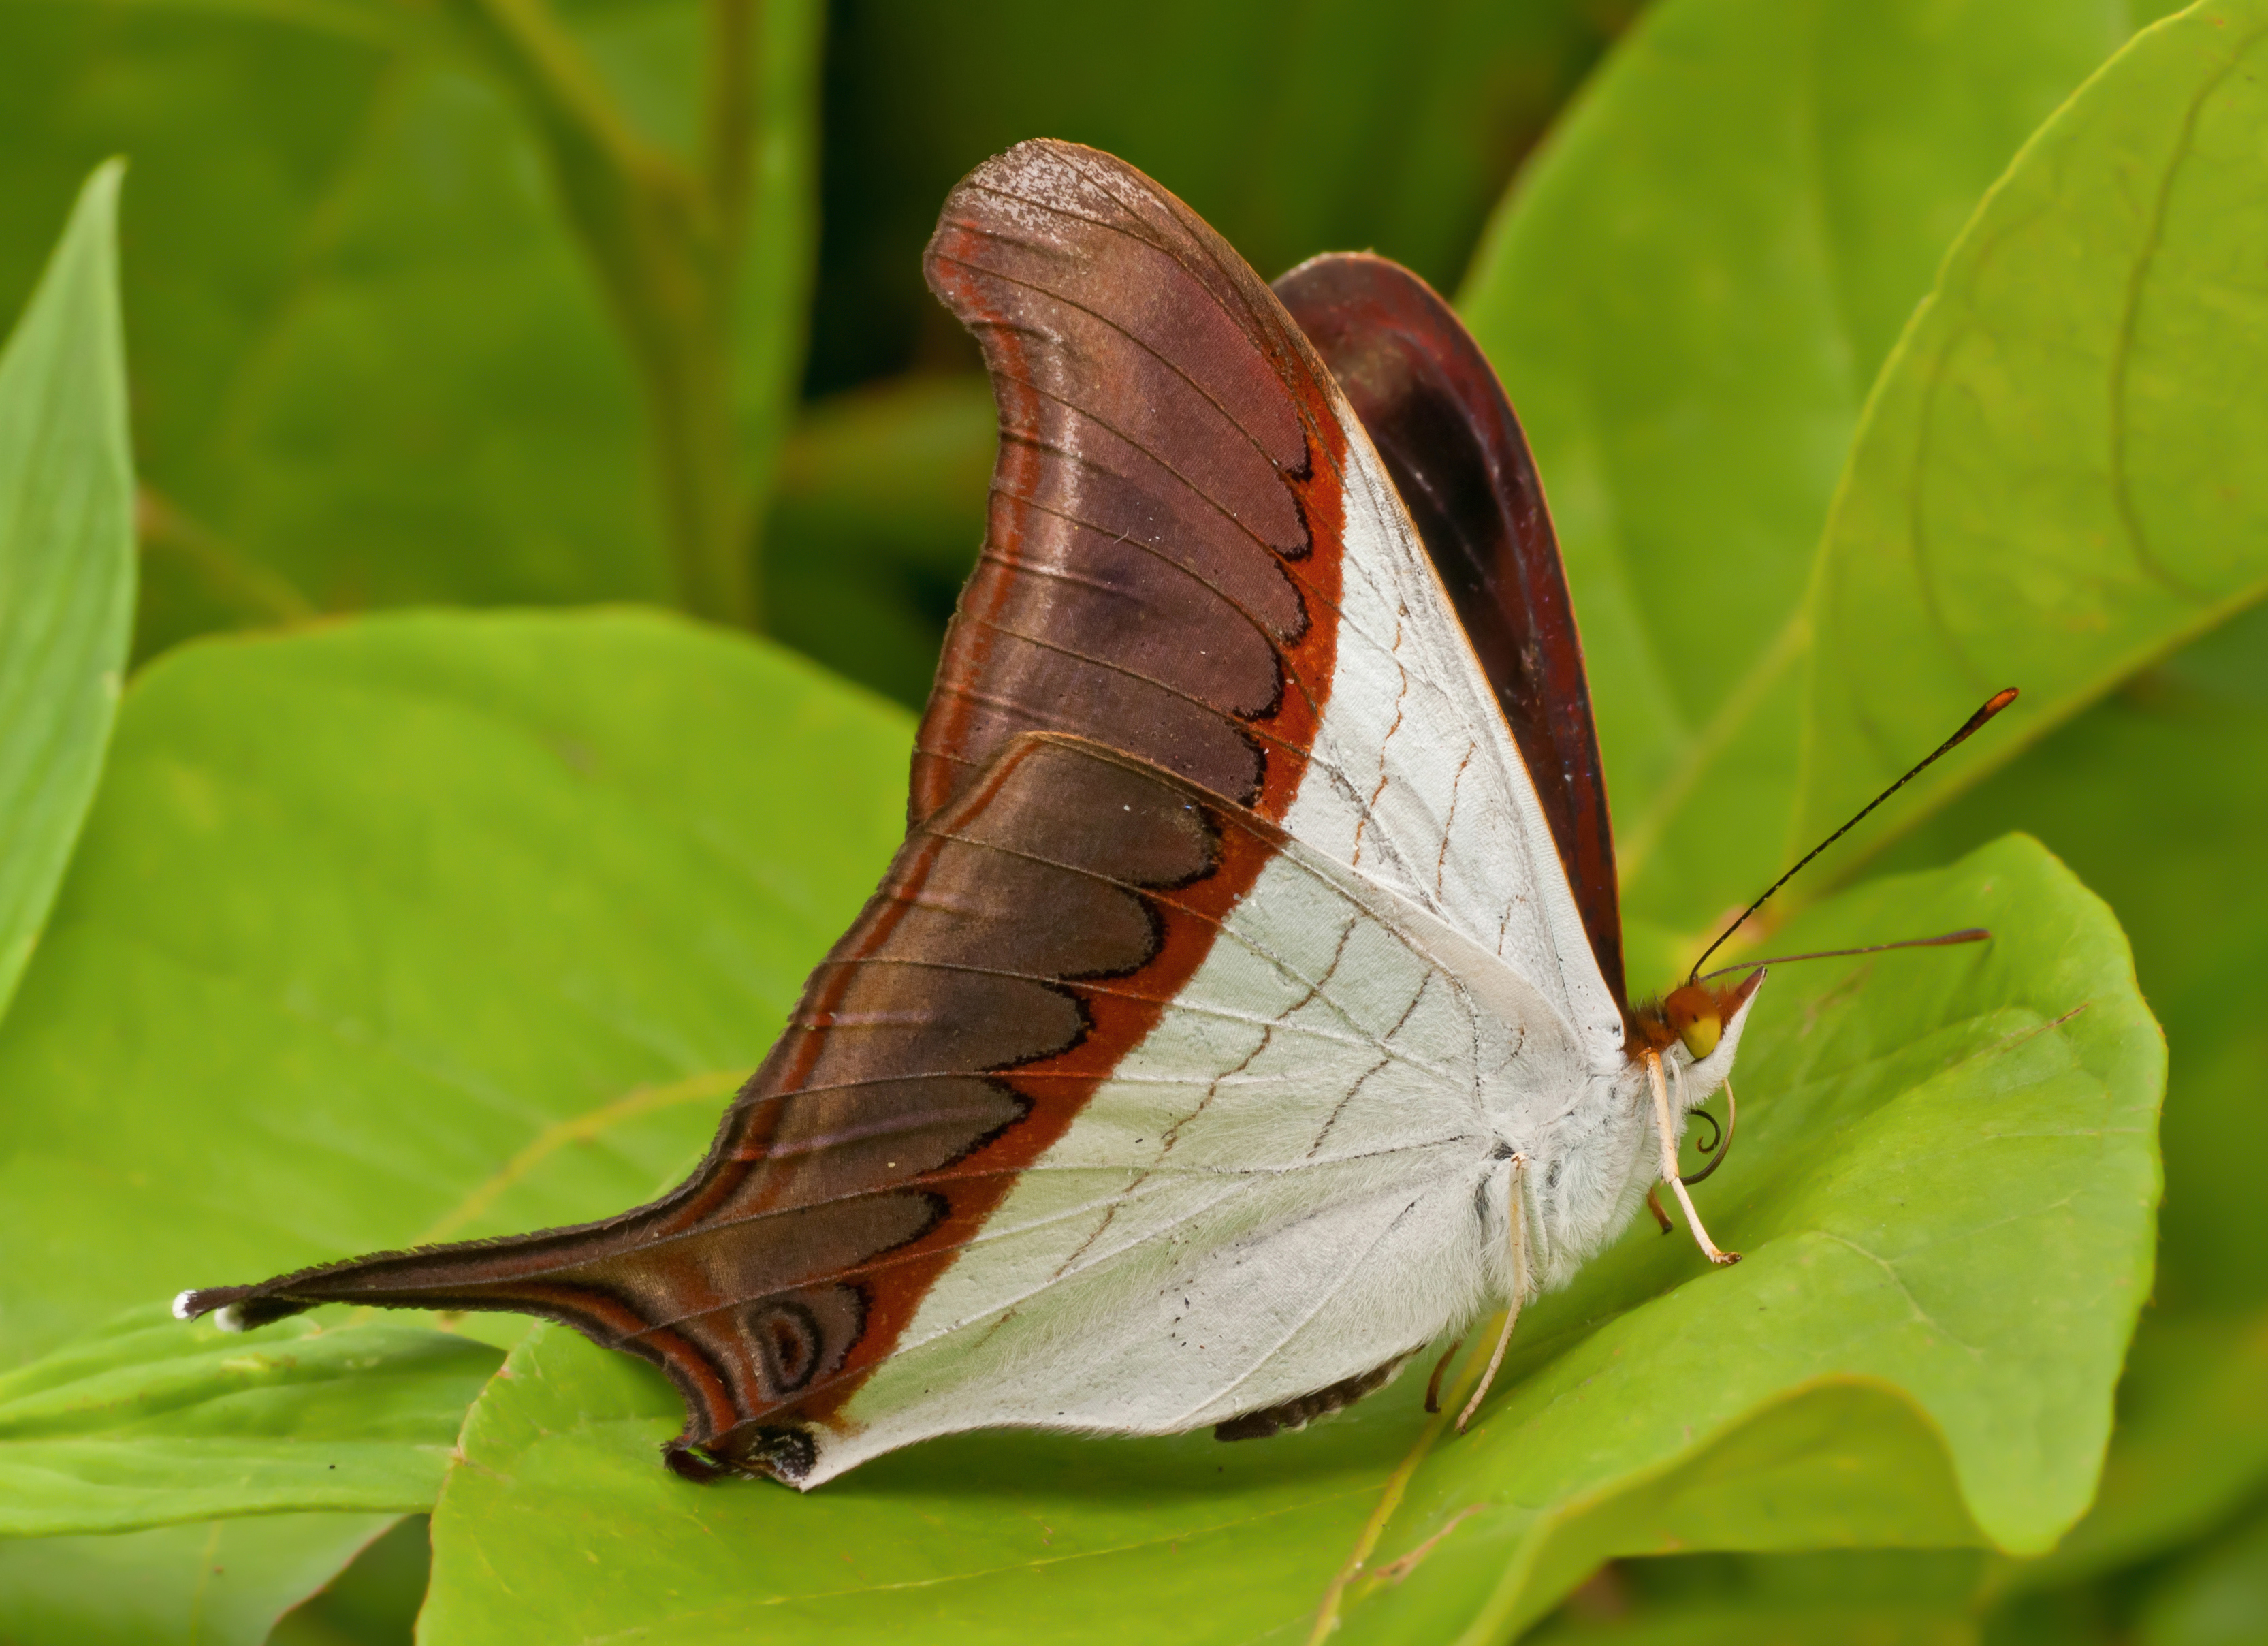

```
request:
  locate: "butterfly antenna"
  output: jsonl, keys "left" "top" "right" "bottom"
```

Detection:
{"left": 1686, "top": 689, "right": 2018, "bottom": 985}
{"left": 1693, "top": 928, "right": 1990, "bottom": 983}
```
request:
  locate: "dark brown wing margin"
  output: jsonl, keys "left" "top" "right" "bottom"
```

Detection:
{"left": 1275, "top": 253, "right": 1626, "bottom": 1010}
{"left": 914, "top": 139, "right": 1351, "bottom": 828}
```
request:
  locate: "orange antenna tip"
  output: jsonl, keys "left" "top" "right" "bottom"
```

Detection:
{"left": 1955, "top": 687, "right": 2019, "bottom": 742}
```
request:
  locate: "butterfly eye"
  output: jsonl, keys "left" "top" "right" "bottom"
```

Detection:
{"left": 1663, "top": 984, "right": 1721, "bottom": 1060}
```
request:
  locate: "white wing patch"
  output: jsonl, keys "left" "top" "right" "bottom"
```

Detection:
{"left": 1285, "top": 411, "right": 1627, "bottom": 1070}
{"left": 820, "top": 828, "right": 1589, "bottom": 1484}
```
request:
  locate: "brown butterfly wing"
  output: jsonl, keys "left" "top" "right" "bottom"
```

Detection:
{"left": 1274, "top": 252, "right": 1625, "bottom": 1010}
{"left": 912, "top": 139, "right": 1352, "bottom": 827}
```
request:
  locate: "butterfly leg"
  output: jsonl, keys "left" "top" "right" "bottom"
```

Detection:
{"left": 1648, "top": 1054, "right": 1740, "bottom": 1267}
{"left": 1457, "top": 1152, "right": 1530, "bottom": 1432}
{"left": 1422, "top": 1337, "right": 1467, "bottom": 1414}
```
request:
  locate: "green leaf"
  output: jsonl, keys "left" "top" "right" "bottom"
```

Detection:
{"left": 0, "top": 160, "right": 135, "bottom": 1022}
{"left": 200, "top": 50, "right": 669, "bottom": 627}
{"left": 0, "top": 1513, "right": 400, "bottom": 1646}
{"left": 417, "top": 836, "right": 2158, "bottom": 1644}
{"left": 2002, "top": 1308, "right": 2268, "bottom": 1589}
{"left": 1798, "top": 0, "right": 2268, "bottom": 876}
{"left": 1879, "top": 593, "right": 2268, "bottom": 1594}
{"left": 0, "top": 1307, "right": 501, "bottom": 1538}
{"left": 1456, "top": 0, "right": 2145, "bottom": 949}
{"left": 1859, "top": 293, "right": 2268, "bottom": 1329}
{"left": 0, "top": 4, "right": 656, "bottom": 651}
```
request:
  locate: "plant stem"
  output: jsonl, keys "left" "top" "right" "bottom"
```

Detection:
{"left": 443, "top": 0, "right": 761, "bottom": 629}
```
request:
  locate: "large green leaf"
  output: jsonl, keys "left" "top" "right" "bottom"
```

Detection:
{"left": 0, "top": 1512, "right": 400, "bottom": 1646}
{"left": 1877, "top": 595, "right": 2268, "bottom": 1609}
{"left": 1456, "top": 0, "right": 2152, "bottom": 949}
{"left": 1999, "top": 1308, "right": 2268, "bottom": 1592}
{"left": 415, "top": 835, "right": 2157, "bottom": 1644}
{"left": 1895, "top": 599, "right": 2268, "bottom": 1308}
{"left": 1574, "top": 365, "right": 2268, "bottom": 1640}
{"left": 202, "top": 49, "right": 667, "bottom": 629}
{"left": 1797, "top": 0, "right": 2268, "bottom": 870}
{"left": 1520, "top": 1335, "right": 2268, "bottom": 1639}
{"left": 0, "top": 1308, "right": 500, "bottom": 1538}
{"left": 0, "top": 161, "right": 135, "bottom": 1021}
{"left": 1471, "top": 5, "right": 2268, "bottom": 1633}
{"left": 0, "top": 4, "right": 641, "bottom": 652}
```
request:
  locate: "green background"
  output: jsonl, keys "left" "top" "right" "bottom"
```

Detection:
{"left": 0, "top": 0, "right": 2260, "bottom": 1641}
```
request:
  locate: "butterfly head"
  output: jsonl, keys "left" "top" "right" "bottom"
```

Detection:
{"left": 1631, "top": 969, "right": 1766, "bottom": 1084}
{"left": 1662, "top": 983, "right": 1729, "bottom": 1060}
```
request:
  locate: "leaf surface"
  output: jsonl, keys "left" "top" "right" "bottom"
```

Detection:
{"left": 0, "top": 609, "right": 907, "bottom": 1630}
{"left": 0, "top": 161, "right": 135, "bottom": 1019}
{"left": 1881, "top": 605, "right": 2268, "bottom": 1602}
{"left": 0, "top": 1308, "right": 500, "bottom": 1538}
{"left": 1798, "top": 0, "right": 2268, "bottom": 868}
{"left": 1455, "top": 0, "right": 2185, "bottom": 953}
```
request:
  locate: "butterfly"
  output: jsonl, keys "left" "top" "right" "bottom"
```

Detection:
{"left": 177, "top": 140, "right": 1987, "bottom": 1489}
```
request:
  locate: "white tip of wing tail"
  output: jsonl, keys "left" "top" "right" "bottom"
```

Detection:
{"left": 172, "top": 1290, "right": 196, "bottom": 1321}
{"left": 214, "top": 1305, "right": 246, "bottom": 1333}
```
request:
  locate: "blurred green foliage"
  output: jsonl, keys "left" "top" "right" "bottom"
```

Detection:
{"left": 0, "top": 0, "right": 2262, "bottom": 1641}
